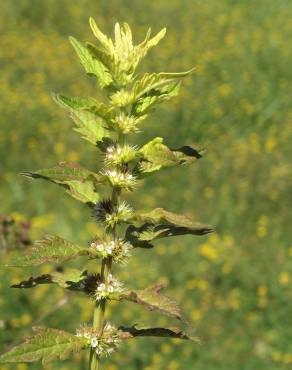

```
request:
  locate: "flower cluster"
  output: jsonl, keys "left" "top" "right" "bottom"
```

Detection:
{"left": 90, "top": 238, "right": 133, "bottom": 263}
{"left": 76, "top": 322, "right": 121, "bottom": 357}
{"left": 105, "top": 144, "right": 139, "bottom": 166}
{"left": 94, "top": 199, "right": 133, "bottom": 229}
{"left": 114, "top": 112, "right": 146, "bottom": 134}
{"left": 101, "top": 169, "right": 137, "bottom": 190}
{"left": 94, "top": 274, "right": 124, "bottom": 301}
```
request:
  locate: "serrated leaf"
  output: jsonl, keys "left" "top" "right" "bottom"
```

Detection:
{"left": 110, "top": 69, "right": 193, "bottom": 110}
{"left": 11, "top": 269, "right": 86, "bottom": 289}
{"left": 22, "top": 162, "right": 102, "bottom": 206}
{"left": 89, "top": 18, "right": 167, "bottom": 82}
{"left": 125, "top": 208, "right": 213, "bottom": 248}
{"left": 0, "top": 327, "right": 86, "bottom": 364}
{"left": 70, "top": 110, "right": 110, "bottom": 144}
{"left": 7, "top": 235, "right": 95, "bottom": 267}
{"left": 53, "top": 94, "right": 114, "bottom": 122}
{"left": 133, "top": 80, "right": 181, "bottom": 115}
{"left": 69, "top": 36, "right": 113, "bottom": 88}
{"left": 120, "top": 284, "right": 185, "bottom": 321}
{"left": 119, "top": 325, "right": 195, "bottom": 341}
{"left": 52, "top": 93, "right": 113, "bottom": 144}
{"left": 138, "top": 137, "right": 204, "bottom": 174}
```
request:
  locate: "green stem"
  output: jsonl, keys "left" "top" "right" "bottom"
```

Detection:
{"left": 89, "top": 187, "right": 121, "bottom": 370}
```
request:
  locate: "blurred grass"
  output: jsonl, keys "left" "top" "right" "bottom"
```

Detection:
{"left": 0, "top": 0, "right": 292, "bottom": 369}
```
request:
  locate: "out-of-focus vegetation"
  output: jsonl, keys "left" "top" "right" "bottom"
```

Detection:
{"left": 0, "top": 0, "right": 292, "bottom": 369}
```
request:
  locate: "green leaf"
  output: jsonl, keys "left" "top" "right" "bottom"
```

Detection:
{"left": 110, "top": 70, "right": 193, "bottom": 110}
{"left": 70, "top": 110, "right": 111, "bottom": 144}
{"left": 52, "top": 93, "right": 113, "bottom": 144}
{"left": 119, "top": 325, "right": 196, "bottom": 341}
{"left": 125, "top": 208, "right": 213, "bottom": 248}
{"left": 120, "top": 284, "right": 185, "bottom": 321}
{"left": 53, "top": 94, "right": 114, "bottom": 121}
{"left": 11, "top": 269, "right": 86, "bottom": 289}
{"left": 0, "top": 327, "right": 86, "bottom": 364}
{"left": 22, "top": 162, "right": 102, "bottom": 205}
{"left": 69, "top": 36, "right": 113, "bottom": 88}
{"left": 133, "top": 80, "right": 181, "bottom": 115}
{"left": 138, "top": 137, "right": 204, "bottom": 174}
{"left": 7, "top": 235, "right": 95, "bottom": 267}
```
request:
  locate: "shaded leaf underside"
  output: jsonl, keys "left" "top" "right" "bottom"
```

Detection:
{"left": 120, "top": 284, "right": 185, "bottom": 321}
{"left": 119, "top": 325, "right": 195, "bottom": 341}
{"left": 126, "top": 208, "right": 214, "bottom": 248}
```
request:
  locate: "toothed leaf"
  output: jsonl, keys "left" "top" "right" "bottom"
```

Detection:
{"left": 138, "top": 137, "right": 204, "bottom": 174}
{"left": 7, "top": 235, "right": 95, "bottom": 267}
{"left": 22, "top": 162, "right": 102, "bottom": 206}
{"left": 120, "top": 284, "right": 185, "bottom": 321}
{"left": 0, "top": 327, "right": 86, "bottom": 364}
{"left": 69, "top": 36, "right": 113, "bottom": 88}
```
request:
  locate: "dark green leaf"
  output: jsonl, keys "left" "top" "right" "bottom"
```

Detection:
{"left": 0, "top": 327, "right": 86, "bottom": 364}
{"left": 119, "top": 325, "right": 196, "bottom": 341}
{"left": 125, "top": 208, "right": 213, "bottom": 248}
{"left": 11, "top": 269, "right": 86, "bottom": 289}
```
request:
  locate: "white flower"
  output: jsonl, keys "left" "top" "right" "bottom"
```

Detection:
{"left": 90, "top": 238, "right": 133, "bottom": 263}
{"left": 91, "top": 337, "right": 99, "bottom": 348}
{"left": 101, "top": 168, "right": 137, "bottom": 190}
{"left": 76, "top": 322, "right": 121, "bottom": 358}
{"left": 94, "top": 275, "right": 124, "bottom": 301}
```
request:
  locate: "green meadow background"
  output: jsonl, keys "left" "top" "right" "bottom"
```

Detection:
{"left": 1, "top": 0, "right": 292, "bottom": 369}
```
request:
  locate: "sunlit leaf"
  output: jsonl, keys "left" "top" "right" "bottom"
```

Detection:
{"left": 138, "top": 137, "right": 204, "bottom": 174}
{"left": 7, "top": 235, "right": 95, "bottom": 267}
{"left": 69, "top": 36, "right": 113, "bottom": 88}
{"left": 22, "top": 162, "right": 102, "bottom": 206}
{"left": 0, "top": 327, "right": 86, "bottom": 364}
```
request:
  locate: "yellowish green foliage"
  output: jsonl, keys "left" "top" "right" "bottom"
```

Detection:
{"left": 0, "top": 1, "right": 292, "bottom": 369}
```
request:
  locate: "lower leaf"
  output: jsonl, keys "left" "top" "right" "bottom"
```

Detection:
{"left": 0, "top": 327, "right": 87, "bottom": 364}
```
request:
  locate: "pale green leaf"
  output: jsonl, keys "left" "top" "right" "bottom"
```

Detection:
{"left": 22, "top": 162, "right": 102, "bottom": 206}
{"left": 69, "top": 36, "right": 112, "bottom": 88}
{"left": 71, "top": 110, "right": 111, "bottom": 145}
{"left": 7, "top": 235, "right": 95, "bottom": 267}
{"left": 138, "top": 137, "right": 204, "bottom": 174}
{"left": 0, "top": 327, "right": 86, "bottom": 364}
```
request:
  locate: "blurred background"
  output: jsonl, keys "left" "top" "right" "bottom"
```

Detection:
{"left": 1, "top": 0, "right": 292, "bottom": 369}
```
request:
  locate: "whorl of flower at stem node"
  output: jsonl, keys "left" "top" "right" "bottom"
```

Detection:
{"left": 90, "top": 238, "right": 133, "bottom": 263}
{"left": 101, "top": 168, "right": 137, "bottom": 191}
{"left": 104, "top": 144, "right": 139, "bottom": 166}
{"left": 114, "top": 112, "right": 146, "bottom": 134}
{"left": 94, "top": 274, "right": 124, "bottom": 301}
{"left": 76, "top": 322, "right": 121, "bottom": 357}
{"left": 94, "top": 199, "right": 133, "bottom": 228}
